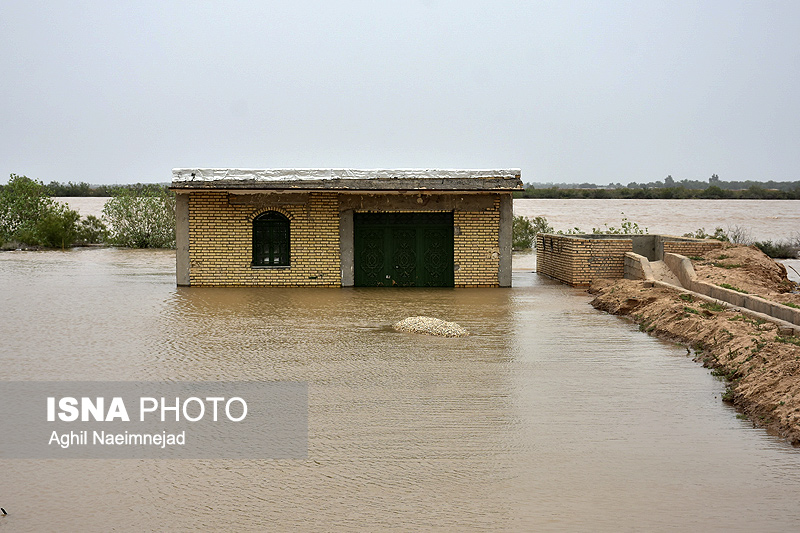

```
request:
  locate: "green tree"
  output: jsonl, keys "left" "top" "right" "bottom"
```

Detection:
{"left": 103, "top": 188, "right": 176, "bottom": 248}
{"left": 76, "top": 215, "right": 108, "bottom": 244}
{"left": 700, "top": 185, "right": 727, "bottom": 199}
{"left": 34, "top": 203, "right": 81, "bottom": 249}
{"left": 513, "top": 215, "right": 554, "bottom": 250}
{"left": 0, "top": 174, "right": 55, "bottom": 244}
{"left": 1, "top": 174, "right": 115, "bottom": 248}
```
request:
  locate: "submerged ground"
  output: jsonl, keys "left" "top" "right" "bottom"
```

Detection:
{"left": 1, "top": 248, "right": 800, "bottom": 530}
{"left": 590, "top": 244, "right": 800, "bottom": 444}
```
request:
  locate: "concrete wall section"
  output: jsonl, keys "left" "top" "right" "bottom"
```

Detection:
{"left": 624, "top": 252, "right": 654, "bottom": 281}
{"left": 339, "top": 209, "right": 354, "bottom": 287}
{"left": 175, "top": 193, "right": 190, "bottom": 286}
{"left": 498, "top": 193, "right": 513, "bottom": 287}
{"left": 664, "top": 252, "right": 800, "bottom": 327}
{"left": 631, "top": 235, "right": 656, "bottom": 261}
{"left": 663, "top": 252, "right": 696, "bottom": 289}
{"left": 338, "top": 193, "right": 494, "bottom": 212}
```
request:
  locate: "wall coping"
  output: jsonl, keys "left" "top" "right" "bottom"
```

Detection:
{"left": 664, "top": 252, "right": 800, "bottom": 327}
{"left": 539, "top": 233, "right": 714, "bottom": 243}
{"left": 171, "top": 168, "right": 522, "bottom": 191}
{"left": 624, "top": 252, "right": 655, "bottom": 280}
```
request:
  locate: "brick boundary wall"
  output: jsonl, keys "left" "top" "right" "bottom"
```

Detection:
{"left": 536, "top": 234, "right": 632, "bottom": 287}
{"left": 537, "top": 234, "right": 722, "bottom": 287}
{"left": 660, "top": 238, "right": 723, "bottom": 257}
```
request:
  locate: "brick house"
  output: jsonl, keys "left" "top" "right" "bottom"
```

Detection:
{"left": 171, "top": 169, "right": 522, "bottom": 287}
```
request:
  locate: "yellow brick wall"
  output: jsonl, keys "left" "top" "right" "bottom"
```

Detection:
{"left": 537, "top": 234, "right": 573, "bottom": 284}
{"left": 187, "top": 191, "right": 503, "bottom": 287}
{"left": 537, "top": 235, "right": 724, "bottom": 287}
{"left": 662, "top": 240, "right": 722, "bottom": 257}
{"left": 536, "top": 234, "right": 633, "bottom": 287}
{"left": 188, "top": 191, "right": 341, "bottom": 286}
{"left": 454, "top": 197, "right": 500, "bottom": 287}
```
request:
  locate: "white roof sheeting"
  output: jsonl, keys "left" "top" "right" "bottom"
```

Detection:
{"left": 172, "top": 168, "right": 521, "bottom": 182}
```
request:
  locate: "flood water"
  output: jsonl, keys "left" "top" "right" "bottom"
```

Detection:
{"left": 61, "top": 196, "right": 800, "bottom": 242}
{"left": 2, "top": 248, "right": 800, "bottom": 531}
{"left": 515, "top": 198, "right": 799, "bottom": 242}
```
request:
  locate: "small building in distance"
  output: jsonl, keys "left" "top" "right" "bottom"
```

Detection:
{"left": 171, "top": 168, "right": 522, "bottom": 287}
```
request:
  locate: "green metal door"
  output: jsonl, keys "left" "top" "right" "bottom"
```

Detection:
{"left": 354, "top": 212, "right": 454, "bottom": 287}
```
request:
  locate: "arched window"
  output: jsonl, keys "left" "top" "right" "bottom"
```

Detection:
{"left": 252, "top": 211, "right": 290, "bottom": 267}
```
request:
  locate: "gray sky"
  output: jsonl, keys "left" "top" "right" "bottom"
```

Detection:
{"left": 2, "top": 0, "right": 799, "bottom": 185}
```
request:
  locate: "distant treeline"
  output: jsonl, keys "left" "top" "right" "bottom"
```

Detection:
{"left": 517, "top": 175, "right": 800, "bottom": 199}
{"left": 4, "top": 176, "right": 799, "bottom": 199}
{"left": 0, "top": 181, "right": 170, "bottom": 196}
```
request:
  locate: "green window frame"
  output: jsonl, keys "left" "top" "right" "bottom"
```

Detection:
{"left": 252, "top": 211, "right": 290, "bottom": 267}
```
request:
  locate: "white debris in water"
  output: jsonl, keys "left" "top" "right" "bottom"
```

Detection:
{"left": 393, "top": 316, "right": 469, "bottom": 337}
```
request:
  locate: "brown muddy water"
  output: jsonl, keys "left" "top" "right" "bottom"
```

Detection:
{"left": 60, "top": 197, "right": 800, "bottom": 243}
{"left": 515, "top": 198, "right": 800, "bottom": 242}
{"left": 2, "top": 248, "right": 800, "bottom": 531}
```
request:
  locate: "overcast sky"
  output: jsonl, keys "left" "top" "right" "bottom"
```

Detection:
{"left": 2, "top": 1, "right": 799, "bottom": 185}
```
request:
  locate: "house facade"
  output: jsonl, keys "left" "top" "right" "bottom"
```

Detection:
{"left": 171, "top": 168, "right": 521, "bottom": 287}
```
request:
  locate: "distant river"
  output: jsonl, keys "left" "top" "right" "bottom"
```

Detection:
{"left": 54, "top": 196, "right": 109, "bottom": 218}
{"left": 59, "top": 197, "right": 799, "bottom": 243}
{"left": 514, "top": 198, "right": 799, "bottom": 242}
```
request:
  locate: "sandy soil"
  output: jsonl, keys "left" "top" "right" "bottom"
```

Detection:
{"left": 589, "top": 245, "right": 800, "bottom": 444}
{"left": 690, "top": 243, "right": 800, "bottom": 306}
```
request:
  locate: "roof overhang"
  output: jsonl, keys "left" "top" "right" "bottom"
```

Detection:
{"left": 170, "top": 168, "right": 522, "bottom": 192}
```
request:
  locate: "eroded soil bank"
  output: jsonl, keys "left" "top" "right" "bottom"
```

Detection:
{"left": 589, "top": 245, "right": 800, "bottom": 444}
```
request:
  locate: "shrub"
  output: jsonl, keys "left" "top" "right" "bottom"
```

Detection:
{"left": 721, "top": 385, "right": 735, "bottom": 403}
{"left": 753, "top": 240, "right": 798, "bottom": 259}
{"left": 719, "top": 283, "right": 748, "bottom": 293}
{"left": 776, "top": 336, "right": 800, "bottom": 346}
{"left": 76, "top": 215, "right": 108, "bottom": 245}
{"left": 0, "top": 174, "right": 100, "bottom": 249}
{"left": 103, "top": 188, "right": 175, "bottom": 248}
{"left": 34, "top": 203, "right": 81, "bottom": 249}
{"left": 511, "top": 214, "right": 649, "bottom": 244}
{"left": 562, "top": 213, "right": 648, "bottom": 235}
{"left": 725, "top": 225, "right": 752, "bottom": 245}
{"left": 591, "top": 214, "right": 647, "bottom": 235}
{"left": 0, "top": 174, "right": 55, "bottom": 243}
{"left": 683, "top": 227, "right": 729, "bottom": 241}
{"left": 700, "top": 302, "right": 726, "bottom": 312}
{"left": 513, "top": 215, "right": 553, "bottom": 250}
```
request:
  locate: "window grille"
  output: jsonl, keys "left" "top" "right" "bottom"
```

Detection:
{"left": 252, "top": 211, "right": 290, "bottom": 267}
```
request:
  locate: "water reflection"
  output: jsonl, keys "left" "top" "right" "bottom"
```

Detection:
{"left": 2, "top": 248, "right": 800, "bottom": 531}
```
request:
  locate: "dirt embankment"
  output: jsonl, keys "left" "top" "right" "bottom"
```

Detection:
{"left": 589, "top": 245, "right": 800, "bottom": 444}
{"left": 690, "top": 244, "right": 800, "bottom": 307}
